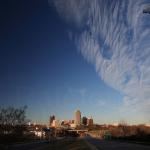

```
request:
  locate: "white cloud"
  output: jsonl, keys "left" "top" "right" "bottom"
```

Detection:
{"left": 50, "top": 0, "right": 89, "bottom": 27}
{"left": 51, "top": 0, "right": 150, "bottom": 122}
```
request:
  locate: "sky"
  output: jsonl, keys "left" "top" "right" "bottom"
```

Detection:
{"left": 0, "top": 0, "right": 150, "bottom": 125}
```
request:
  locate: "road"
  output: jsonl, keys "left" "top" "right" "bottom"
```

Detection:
{"left": 9, "top": 141, "right": 49, "bottom": 150}
{"left": 86, "top": 137, "right": 150, "bottom": 150}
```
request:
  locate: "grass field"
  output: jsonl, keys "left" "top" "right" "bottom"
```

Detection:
{"left": 34, "top": 138, "right": 91, "bottom": 150}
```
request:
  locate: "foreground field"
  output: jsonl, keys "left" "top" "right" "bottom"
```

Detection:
{"left": 87, "top": 137, "right": 150, "bottom": 150}
{"left": 34, "top": 138, "right": 91, "bottom": 150}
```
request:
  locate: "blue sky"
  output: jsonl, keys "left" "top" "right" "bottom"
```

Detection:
{"left": 0, "top": 0, "right": 150, "bottom": 124}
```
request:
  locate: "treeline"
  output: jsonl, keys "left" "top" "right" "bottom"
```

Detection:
{"left": 89, "top": 122, "right": 150, "bottom": 144}
{"left": 0, "top": 106, "right": 30, "bottom": 145}
{"left": 110, "top": 123, "right": 150, "bottom": 143}
{"left": 0, "top": 106, "right": 27, "bottom": 125}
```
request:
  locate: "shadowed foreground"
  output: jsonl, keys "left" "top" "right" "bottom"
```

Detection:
{"left": 9, "top": 141, "right": 48, "bottom": 150}
{"left": 86, "top": 137, "right": 150, "bottom": 150}
{"left": 9, "top": 138, "right": 91, "bottom": 150}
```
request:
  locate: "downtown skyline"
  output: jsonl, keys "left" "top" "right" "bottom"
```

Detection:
{"left": 0, "top": 0, "right": 150, "bottom": 125}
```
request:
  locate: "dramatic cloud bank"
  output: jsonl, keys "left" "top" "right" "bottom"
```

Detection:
{"left": 51, "top": 0, "right": 150, "bottom": 122}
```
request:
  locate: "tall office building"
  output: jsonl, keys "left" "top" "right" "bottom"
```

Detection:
{"left": 75, "top": 110, "right": 81, "bottom": 126}
{"left": 82, "top": 116, "right": 87, "bottom": 125}
{"left": 51, "top": 119, "right": 60, "bottom": 128}
{"left": 49, "top": 115, "right": 55, "bottom": 127}
{"left": 87, "top": 117, "right": 93, "bottom": 126}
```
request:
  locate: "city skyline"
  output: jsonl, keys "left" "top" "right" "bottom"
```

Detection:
{"left": 48, "top": 109, "right": 94, "bottom": 128}
{"left": 0, "top": 0, "right": 150, "bottom": 125}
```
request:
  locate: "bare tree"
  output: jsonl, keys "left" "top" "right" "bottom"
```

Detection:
{"left": 118, "top": 120, "right": 129, "bottom": 137}
{"left": 0, "top": 106, "right": 27, "bottom": 125}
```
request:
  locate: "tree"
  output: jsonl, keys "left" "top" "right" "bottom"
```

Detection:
{"left": 118, "top": 120, "right": 129, "bottom": 137}
{"left": 0, "top": 106, "right": 27, "bottom": 125}
{"left": 0, "top": 106, "right": 28, "bottom": 143}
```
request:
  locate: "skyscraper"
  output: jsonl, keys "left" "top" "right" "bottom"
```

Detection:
{"left": 75, "top": 110, "right": 81, "bottom": 126}
{"left": 82, "top": 116, "right": 87, "bottom": 125}
{"left": 49, "top": 115, "right": 55, "bottom": 127}
{"left": 87, "top": 117, "right": 93, "bottom": 126}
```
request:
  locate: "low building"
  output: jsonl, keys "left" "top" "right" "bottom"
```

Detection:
{"left": 70, "top": 123, "right": 76, "bottom": 128}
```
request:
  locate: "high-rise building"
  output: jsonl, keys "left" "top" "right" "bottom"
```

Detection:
{"left": 87, "top": 117, "right": 93, "bottom": 126}
{"left": 75, "top": 110, "right": 81, "bottom": 126}
{"left": 52, "top": 119, "right": 60, "bottom": 128}
{"left": 82, "top": 116, "right": 87, "bottom": 125}
{"left": 49, "top": 115, "right": 55, "bottom": 127}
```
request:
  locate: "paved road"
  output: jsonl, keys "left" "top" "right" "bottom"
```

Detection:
{"left": 86, "top": 137, "right": 150, "bottom": 150}
{"left": 9, "top": 141, "right": 49, "bottom": 150}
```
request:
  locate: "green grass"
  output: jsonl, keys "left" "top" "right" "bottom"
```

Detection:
{"left": 34, "top": 139, "right": 91, "bottom": 150}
